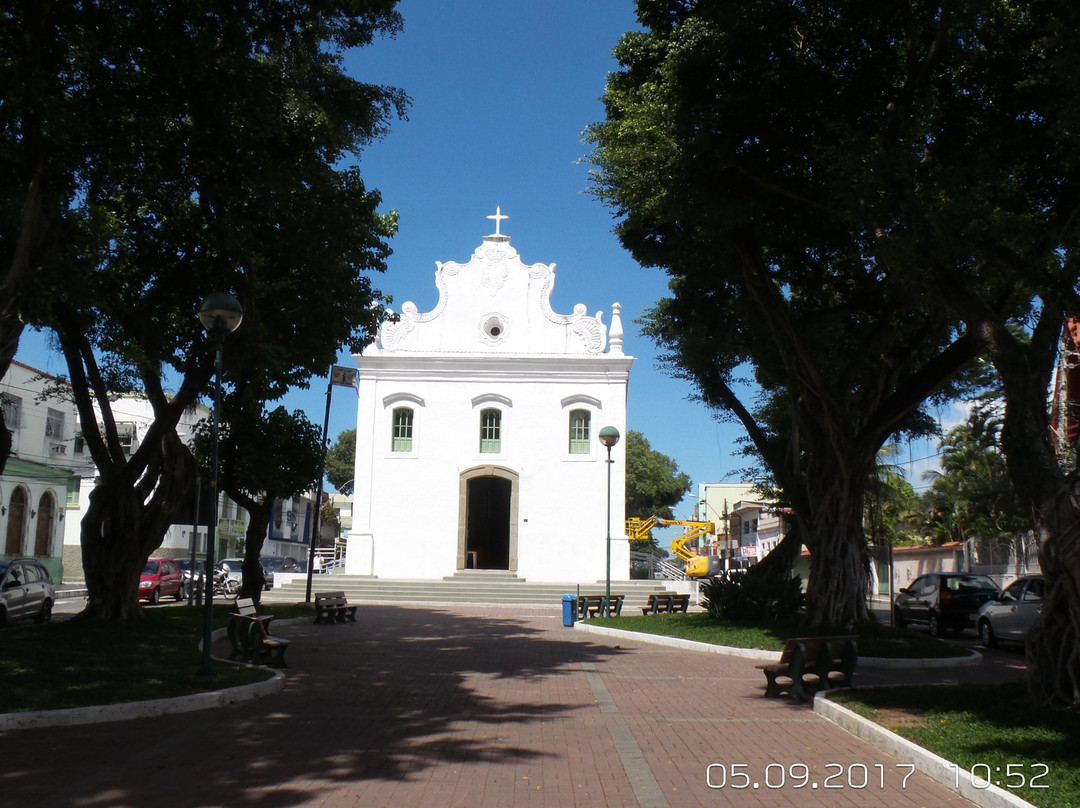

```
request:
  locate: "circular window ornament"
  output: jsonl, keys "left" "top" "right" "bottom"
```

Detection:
{"left": 480, "top": 313, "right": 508, "bottom": 345}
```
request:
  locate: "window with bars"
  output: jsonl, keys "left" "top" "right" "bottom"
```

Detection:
{"left": 45, "top": 408, "right": 64, "bottom": 439}
{"left": 569, "top": 409, "right": 591, "bottom": 454}
{"left": 480, "top": 408, "right": 501, "bottom": 453}
{"left": 1, "top": 393, "right": 21, "bottom": 429}
{"left": 392, "top": 407, "right": 413, "bottom": 452}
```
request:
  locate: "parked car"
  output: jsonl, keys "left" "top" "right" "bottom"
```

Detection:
{"left": 177, "top": 558, "right": 205, "bottom": 589}
{"left": 139, "top": 557, "right": 186, "bottom": 604}
{"left": 260, "top": 556, "right": 302, "bottom": 589}
{"left": 0, "top": 558, "right": 56, "bottom": 626}
{"left": 893, "top": 572, "right": 1000, "bottom": 637}
{"left": 976, "top": 574, "right": 1045, "bottom": 648}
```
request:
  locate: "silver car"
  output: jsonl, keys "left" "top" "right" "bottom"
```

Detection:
{"left": 976, "top": 575, "right": 1045, "bottom": 648}
{"left": 0, "top": 559, "right": 56, "bottom": 626}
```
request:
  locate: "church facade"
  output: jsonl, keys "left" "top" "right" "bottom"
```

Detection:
{"left": 346, "top": 213, "right": 633, "bottom": 582}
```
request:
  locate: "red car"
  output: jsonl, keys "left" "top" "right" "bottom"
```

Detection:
{"left": 139, "top": 558, "right": 186, "bottom": 604}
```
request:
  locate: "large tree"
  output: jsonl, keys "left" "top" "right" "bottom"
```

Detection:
{"left": 325, "top": 429, "right": 357, "bottom": 495}
{"left": 588, "top": 1, "right": 994, "bottom": 626}
{"left": 4, "top": 2, "right": 408, "bottom": 621}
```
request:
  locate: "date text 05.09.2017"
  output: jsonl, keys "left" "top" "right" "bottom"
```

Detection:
{"left": 706, "top": 763, "right": 916, "bottom": 790}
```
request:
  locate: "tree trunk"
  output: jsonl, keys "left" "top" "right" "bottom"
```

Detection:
{"left": 79, "top": 480, "right": 148, "bottom": 622}
{"left": 239, "top": 510, "right": 271, "bottom": 604}
{"left": 802, "top": 491, "right": 872, "bottom": 628}
{"left": 1026, "top": 471, "right": 1080, "bottom": 709}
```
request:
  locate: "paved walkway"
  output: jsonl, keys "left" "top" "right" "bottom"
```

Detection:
{"left": 0, "top": 603, "right": 1022, "bottom": 808}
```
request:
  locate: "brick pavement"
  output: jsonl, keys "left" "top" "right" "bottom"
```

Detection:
{"left": 0, "top": 604, "right": 991, "bottom": 808}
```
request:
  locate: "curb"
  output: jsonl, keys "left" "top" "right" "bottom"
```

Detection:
{"left": 0, "top": 626, "right": 285, "bottom": 731}
{"left": 572, "top": 621, "right": 982, "bottom": 668}
{"left": 814, "top": 692, "right": 1037, "bottom": 808}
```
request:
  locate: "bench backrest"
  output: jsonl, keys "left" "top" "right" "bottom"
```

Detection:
{"left": 234, "top": 597, "right": 257, "bottom": 617}
{"left": 315, "top": 591, "right": 345, "bottom": 601}
{"left": 780, "top": 635, "right": 858, "bottom": 664}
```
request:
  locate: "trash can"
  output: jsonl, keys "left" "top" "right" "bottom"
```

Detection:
{"left": 561, "top": 593, "right": 577, "bottom": 627}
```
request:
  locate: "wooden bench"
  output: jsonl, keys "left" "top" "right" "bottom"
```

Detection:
{"left": 226, "top": 598, "right": 290, "bottom": 667}
{"left": 242, "top": 616, "right": 291, "bottom": 667}
{"left": 577, "top": 594, "right": 625, "bottom": 619}
{"left": 640, "top": 592, "right": 692, "bottom": 615}
{"left": 227, "top": 597, "right": 273, "bottom": 661}
{"left": 756, "top": 635, "right": 858, "bottom": 701}
{"left": 313, "top": 591, "right": 358, "bottom": 624}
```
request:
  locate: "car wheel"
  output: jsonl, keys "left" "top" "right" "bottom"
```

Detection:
{"left": 34, "top": 599, "right": 53, "bottom": 624}
{"left": 893, "top": 607, "right": 907, "bottom": 629}
{"left": 978, "top": 619, "right": 997, "bottom": 648}
{"left": 149, "top": 587, "right": 160, "bottom": 605}
{"left": 174, "top": 583, "right": 186, "bottom": 601}
{"left": 928, "top": 612, "right": 943, "bottom": 638}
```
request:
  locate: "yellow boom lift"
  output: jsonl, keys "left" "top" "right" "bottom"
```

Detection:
{"left": 626, "top": 516, "right": 717, "bottom": 578}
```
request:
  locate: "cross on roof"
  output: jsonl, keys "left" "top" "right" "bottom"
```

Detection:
{"left": 487, "top": 206, "right": 509, "bottom": 236}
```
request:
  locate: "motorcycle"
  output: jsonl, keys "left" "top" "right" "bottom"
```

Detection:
{"left": 213, "top": 566, "right": 241, "bottom": 596}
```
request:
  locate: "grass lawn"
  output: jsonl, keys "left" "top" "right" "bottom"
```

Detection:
{"left": 586, "top": 611, "right": 972, "bottom": 658}
{"left": 830, "top": 684, "right": 1078, "bottom": 808}
{"left": 0, "top": 602, "right": 311, "bottom": 713}
{"left": 589, "top": 611, "right": 1078, "bottom": 808}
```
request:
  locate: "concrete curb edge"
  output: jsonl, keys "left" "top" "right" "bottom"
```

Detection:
{"left": 814, "top": 692, "right": 1037, "bottom": 808}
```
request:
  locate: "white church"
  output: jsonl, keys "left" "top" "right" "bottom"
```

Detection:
{"left": 345, "top": 210, "right": 633, "bottom": 583}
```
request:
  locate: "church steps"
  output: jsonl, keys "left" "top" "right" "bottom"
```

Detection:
{"left": 270, "top": 576, "right": 683, "bottom": 610}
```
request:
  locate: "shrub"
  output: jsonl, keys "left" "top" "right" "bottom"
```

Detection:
{"left": 701, "top": 570, "right": 805, "bottom": 621}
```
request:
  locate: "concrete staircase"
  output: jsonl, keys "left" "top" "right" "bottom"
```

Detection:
{"left": 270, "top": 571, "right": 684, "bottom": 613}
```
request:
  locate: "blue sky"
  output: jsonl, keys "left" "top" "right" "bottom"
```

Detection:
{"left": 14, "top": 1, "right": 944, "bottom": 513}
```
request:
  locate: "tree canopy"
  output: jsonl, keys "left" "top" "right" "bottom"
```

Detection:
{"left": 2, "top": 2, "right": 408, "bottom": 620}
{"left": 589, "top": 0, "right": 1080, "bottom": 702}
{"left": 325, "top": 429, "right": 358, "bottom": 495}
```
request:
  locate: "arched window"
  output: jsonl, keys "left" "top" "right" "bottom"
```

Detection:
{"left": 569, "top": 409, "right": 591, "bottom": 454}
{"left": 34, "top": 491, "right": 56, "bottom": 556}
{"left": 5, "top": 487, "right": 27, "bottom": 555}
{"left": 480, "top": 409, "right": 502, "bottom": 453}
{"left": 392, "top": 407, "right": 414, "bottom": 452}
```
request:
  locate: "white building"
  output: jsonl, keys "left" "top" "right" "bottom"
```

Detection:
{"left": 1, "top": 361, "right": 89, "bottom": 582}
{"left": 348, "top": 214, "right": 633, "bottom": 582}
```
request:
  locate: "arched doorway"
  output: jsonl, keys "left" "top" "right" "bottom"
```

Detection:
{"left": 458, "top": 466, "right": 518, "bottom": 572}
{"left": 34, "top": 491, "right": 56, "bottom": 557}
{"left": 5, "top": 487, "right": 27, "bottom": 555}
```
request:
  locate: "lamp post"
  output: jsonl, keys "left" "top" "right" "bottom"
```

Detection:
{"left": 598, "top": 426, "right": 620, "bottom": 617}
{"left": 198, "top": 292, "right": 243, "bottom": 676}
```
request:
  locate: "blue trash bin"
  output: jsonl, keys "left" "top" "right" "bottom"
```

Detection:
{"left": 562, "top": 594, "right": 577, "bottom": 627}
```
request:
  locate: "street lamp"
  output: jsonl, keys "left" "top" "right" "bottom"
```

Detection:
{"left": 598, "top": 426, "right": 620, "bottom": 617}
{"left": 198, "top": 292, "right": 243, "bottom": 676}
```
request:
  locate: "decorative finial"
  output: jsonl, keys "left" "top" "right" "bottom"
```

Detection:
{"left": 486, "top": 206, "right": 508, "bottom": 236}
{"left": 609, "top": 302, "right": 624, "bottom": 355}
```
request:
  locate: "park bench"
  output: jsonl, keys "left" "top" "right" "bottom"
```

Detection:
{"left": 313, "top": 591, "right": 358, "bottom": 624}
{"left": 640, "top": 592, "right": 692, "bottom": 615}
{"left": 226, "top": 597, "right": 290, "bottom": 667}
{"left": 226, "top": 597, "right": 273, "bottom": 661}
{"left": 756, "top": 635, "right": 858, "bottom": 702}
{"left": 577, "top": 593, "right": 625, "bottom": 619}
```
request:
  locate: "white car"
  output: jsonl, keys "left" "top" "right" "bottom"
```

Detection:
{"left": 0, "top": 559, "right": 56, "bottom": 626}
{"left": 976, "top": 575, "right": 1045, "bottom": 648}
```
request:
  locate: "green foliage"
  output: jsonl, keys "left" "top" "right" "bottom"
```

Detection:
{"left": 865, "top": 444, "right": 925, "bottom": 547}
{"left": 701, "top": 570, "right": 805, "bottom": 622}
{"left": 325, "top": 429, "right": 357, "bottom": 495}
{"left": 586, "top": 0, "right": 1080, "bottom": 628}
{"left": 921, "top": 403, "right": 1029, "bottom": 545}
{"left": 625, "top": 429, "right": 692, "bottom": 556}
{"left": 1, "top": 2, "right": 408, "bottom": 617}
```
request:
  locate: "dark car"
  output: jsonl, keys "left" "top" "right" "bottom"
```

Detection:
{"left": 976, "top": 574, "right": 1045, "bottom": 648}
{"left": 0, "top": 558, "right": 56, "bottom": 626}
{"left": 893, "top": 572, "right": 1000, "bottom": 637}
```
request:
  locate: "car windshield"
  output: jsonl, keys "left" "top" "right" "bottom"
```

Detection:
{"left": 0, "top": 561, "right": 9, "bottom": 577}
{"left": 261, "top": 557, "right": 284, "bottom": 571}
{"left": 945, "top": 575, "right": 997, "bottom": 591}
{"left": 142, "top": 561, "right": 160, "bottom": 575}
